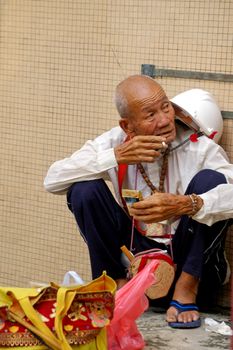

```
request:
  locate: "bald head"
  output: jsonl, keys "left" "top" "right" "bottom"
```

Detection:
{"left": 115, "top": 75, "right": 167, "bottom": 118}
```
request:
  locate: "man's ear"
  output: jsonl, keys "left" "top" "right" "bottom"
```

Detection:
{"left": 119, "top": 118, "right": 135, "bottom": 137}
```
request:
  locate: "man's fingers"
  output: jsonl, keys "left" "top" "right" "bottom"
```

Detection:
{"left": 131, "top": 197, "right": 158, "bottom": 209}
{"left": 115, "top": 135, "right": 167, "bottom": 164}
{"left": 134, "top": 135, "right": 166, "bottom": 142}
{"left": 132, "top": 135, "right": 167, "bottom": 151}
{"left": 130, "top": 212, "right": 164, "bottom": 223}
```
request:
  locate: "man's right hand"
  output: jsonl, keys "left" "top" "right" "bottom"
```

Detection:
{"left": 114, "top": 135, "right": 167, "bottom": 164}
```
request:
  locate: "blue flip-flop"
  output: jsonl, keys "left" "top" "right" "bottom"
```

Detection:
{"left": 168, "top": 300, "right": 201, "bottom": 329}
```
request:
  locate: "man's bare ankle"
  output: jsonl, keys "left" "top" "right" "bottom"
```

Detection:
{"left": 177, "top": 272, "right": 199, "bottom": 289}
{"left": 171, "top": 271, "right": 199, "bottom": 303}
{"left": 115, "top": 278, "right": 128, "bottom": 290}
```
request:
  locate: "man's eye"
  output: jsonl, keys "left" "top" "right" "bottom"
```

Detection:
{"left": 162, "top": 103, "right": 170, "bottom": 111}
{"left": 148, "top": 112, "right": 155, "bottom": 117}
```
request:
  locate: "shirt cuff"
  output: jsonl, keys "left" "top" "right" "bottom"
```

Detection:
{"left": 97, "top": 148, "right": 118, "bottom": 170}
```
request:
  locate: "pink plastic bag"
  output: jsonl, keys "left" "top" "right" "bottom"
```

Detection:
{"left": 107, "top": 260, "right": 159, "bottom": 350}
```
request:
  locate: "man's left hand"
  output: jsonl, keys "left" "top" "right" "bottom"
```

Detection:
{"left": 129, "top": 192, "right": 202, "bottom": 223}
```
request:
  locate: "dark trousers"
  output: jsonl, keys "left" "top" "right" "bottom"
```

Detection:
{"left": 67, "top": 169, "right": 231, "bottom": 301}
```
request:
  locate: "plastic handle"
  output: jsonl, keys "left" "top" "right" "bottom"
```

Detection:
{"left": 62, "top": 271, "right": 84, "bottom": 286}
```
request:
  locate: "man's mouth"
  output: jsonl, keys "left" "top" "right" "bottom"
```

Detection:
{"left": 157, "top": 130, "right": 171, "bottom": 138}
{"left": 157, "top": 129, "right": 176, "bottom": 142}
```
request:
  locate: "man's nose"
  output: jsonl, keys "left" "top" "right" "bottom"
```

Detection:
{"left": 157, "top": 112, "right": 170, "bottom": 127}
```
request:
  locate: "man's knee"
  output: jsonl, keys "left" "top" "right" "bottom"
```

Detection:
{"left": 187, "top": 169, "right": 227, "bottom": 195}
{"left": 67, "top": 179, "right": 106, "bottom": 211}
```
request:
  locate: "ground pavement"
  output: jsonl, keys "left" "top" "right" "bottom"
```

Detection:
{"left": 137, "top": 308, "right": 231, "bottom": 350}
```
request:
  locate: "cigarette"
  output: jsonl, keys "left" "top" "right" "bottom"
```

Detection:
{"left": 121, "top": 245, "right": 134, "bottom": 262}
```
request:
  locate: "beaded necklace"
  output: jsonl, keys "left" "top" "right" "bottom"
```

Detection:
{"left": 137, "top": 146, "right": 170, "bottom": 193}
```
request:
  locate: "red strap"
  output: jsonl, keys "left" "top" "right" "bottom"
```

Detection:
{"left": 118, "top": 136, "right": 130, "bottom": 210}
{"left": 118, "top": 163, "right": 128, "bottom": 196}
{"left": 118, "top": 162, "right": 129, "bottom": 213}
{"left": 137, "top": 252, "right": 174, "bottom": 273}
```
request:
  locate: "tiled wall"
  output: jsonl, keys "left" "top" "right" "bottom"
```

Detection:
{"left": 0, "top": 0, "right": 232, "bottom": 306}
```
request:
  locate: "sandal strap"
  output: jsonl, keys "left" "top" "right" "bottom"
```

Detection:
{"left": 170, "top": 300, "right": 199, "bottom": 312}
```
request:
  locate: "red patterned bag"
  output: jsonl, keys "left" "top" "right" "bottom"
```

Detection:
{"left": 0, "top": 272, "right": 116, "bottom": 350}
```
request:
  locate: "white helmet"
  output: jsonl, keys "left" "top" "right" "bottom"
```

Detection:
{"left": 170, "top": 89, "right": 223, "bottom": 143}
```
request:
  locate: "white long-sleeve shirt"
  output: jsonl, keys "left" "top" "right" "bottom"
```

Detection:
{"left": 44, "top": 124, "right": 233, "bottom": 226}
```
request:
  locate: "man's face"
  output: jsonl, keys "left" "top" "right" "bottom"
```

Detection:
{"left": 122, "top": 82, "right": 176, "bottom": 143}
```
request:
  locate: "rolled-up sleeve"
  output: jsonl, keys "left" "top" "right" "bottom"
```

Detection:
{"left": 194, "top": 184, "right": 233, "bottom": 225}
{"left": 44, "top": 128, "right": 123, "bottom": 193}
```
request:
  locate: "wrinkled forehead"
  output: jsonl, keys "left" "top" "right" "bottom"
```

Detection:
{"left": 120, "top": 76, "right": 167, "bottom": 104}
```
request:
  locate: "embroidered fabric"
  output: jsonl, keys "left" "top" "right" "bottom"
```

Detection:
{"left": 0, "top": 273, "right": 116, "bottom": 350}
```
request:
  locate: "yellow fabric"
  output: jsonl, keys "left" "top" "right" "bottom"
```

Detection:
{"left": 55, "top": 272, "right": 116, "bottom": 293}
{"left": 0, "top": 286, "right": 47, "bottom": 301}
{"left": 95, "top": 328, "right": 108, "bottom": 350}
{"left": 55, "top": 287, "right": 75, "bottom": 350}
{"left": 0, "top": 286, "right": 48, "bottom": 311}
{"left": 54, "top": 272, "right": 115, "bottom": 350}
{"left": 0, "top": 289, "right": 12, "bottom": 308}
{"left": 0, "top": 272, "right": 115, "bottom": 350}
